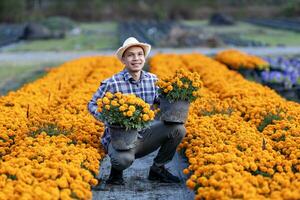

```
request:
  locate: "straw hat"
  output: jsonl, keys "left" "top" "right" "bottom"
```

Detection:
{"left": 115, "top": 37, "right": 151, "bottom": 60}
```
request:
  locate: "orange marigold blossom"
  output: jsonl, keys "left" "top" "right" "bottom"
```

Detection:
{"left": 1, "top": 53, "right": 299, "bottom": 199}
{"left": 97, "top": 92, "right": 156, "bottom": 130}
{"left": 0, "top": 56, "right": 122, "bottom": 199}
{"left": 156, "top": 69, "right": 203, "bottom": 103}
{"left": 215, "top": 49, "right": 270, "bottom": 70}
{"left": 150, "top": 53, "right": 300, "bottom": 200}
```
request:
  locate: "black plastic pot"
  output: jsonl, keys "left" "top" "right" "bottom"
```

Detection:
{"left": 109, "top": 125, "right": 138, "bottom": 150}
{"left": 159, "top": 97, "right": 190, "bottom": 123}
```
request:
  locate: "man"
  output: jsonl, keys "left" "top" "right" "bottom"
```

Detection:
{"left": 87, "top": 37, "right": 186, "bottom": 185}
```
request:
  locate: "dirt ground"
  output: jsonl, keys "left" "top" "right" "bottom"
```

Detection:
{"left": 92, "top": 150, "right": 194, "bottom": 200}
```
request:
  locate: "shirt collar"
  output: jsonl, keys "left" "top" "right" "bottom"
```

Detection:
{"left": 122, "top": 68, "right": 149, "bottom": 82}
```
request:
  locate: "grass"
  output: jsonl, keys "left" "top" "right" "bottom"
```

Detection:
{"left": 242, "top": 29, "right": 300, "bottom": 46}
{"left": 0, "top": 21, "right": 116, "bottom": 94}
{"left": 3, "top": 22, "right": 118, "bottom": 52}
{"left": 181, "top": 20, "right": 300, "bottom": 46}
{"left": 0, "top": 61, "right": 62, "bottom": 96}
{"left": 3, "top": 20, "right": 300, "bottom": 52}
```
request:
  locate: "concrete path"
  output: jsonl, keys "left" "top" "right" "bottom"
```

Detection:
{"left": 92, "top": 151, "right": 194, "bottom": 200}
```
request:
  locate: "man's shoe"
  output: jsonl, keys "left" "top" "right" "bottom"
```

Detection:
{"left": 106, "top": 167, "right": 125, "bottom": 185}
{"left": 148, "top": 165, "right": 181, "bottom": 183}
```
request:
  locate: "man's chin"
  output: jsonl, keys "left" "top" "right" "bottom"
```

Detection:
{"left": 128, "top": 66, "right": 143, "bottom": 72}
{"left": 130, "top": 70, "right": 142, "bottom": 73}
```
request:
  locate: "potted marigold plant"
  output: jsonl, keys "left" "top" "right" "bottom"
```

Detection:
{"left": 96, "top": 92, "right": 156, "bottom": 150}
{"left": 156, "top": 69, "right": 203, "bottom": 123}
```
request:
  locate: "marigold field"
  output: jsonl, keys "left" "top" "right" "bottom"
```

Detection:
{"left": 0, "top": 52, "right": 299, "bottom": 200}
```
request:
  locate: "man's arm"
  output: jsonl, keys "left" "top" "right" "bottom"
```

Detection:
{"left": 87, "top": 81, "right": 110, "bottom": 121}
{"left": 153, "top": 87, "right": 160, "bottom": 106}
{"left": 153, "top": 77, "right": 160, "bottom": 106}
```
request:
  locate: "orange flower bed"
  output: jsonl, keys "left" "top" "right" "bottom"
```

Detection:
{"left": 0, "top": 133, "right": 100, "bottom": 199}
{"left": 0, "top": 56, "right": 123, "bottom": 199}
{"left": 1, "top": 52, "right": 299, "bottom": 199}
{"left": 215, "top": 49, "right": 269, "bottom": 70}
{"left": 150, "top": 53, "right": 300, "bottom": 200}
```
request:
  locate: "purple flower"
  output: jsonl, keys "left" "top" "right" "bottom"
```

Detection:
{"left": 261, "top": 71, "right": 269, "bottom": 81}
{"left": 269, "top": 71, "right": 284, "bottom": 83}
{"left": 262, "top": 56, "right": 300, "bottom": 88}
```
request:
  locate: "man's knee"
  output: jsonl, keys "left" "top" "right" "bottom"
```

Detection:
{"left": 165, "top": 123, "right": 186, "bottom": 139}
{"left": 109, "top": 149, "right": 135, "bottom": 170}
{"left": 175, "top": 124, "right": 186, "bottom": 139}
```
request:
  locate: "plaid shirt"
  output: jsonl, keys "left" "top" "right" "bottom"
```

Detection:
{"left": 87, "top": 68, "right": 159, "bottom": 152}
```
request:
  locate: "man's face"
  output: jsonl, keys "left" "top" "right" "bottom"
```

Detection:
{"left": 121, "top": 46, "right": 145, "bottom": 73}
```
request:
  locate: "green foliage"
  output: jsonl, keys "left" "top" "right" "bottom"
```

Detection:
{"left": 70, "top": 192, "right": 80, "bottom": 200}
{"left": 0, "top": 0, "right": 25, "bottom": 22}
{"left": 292, "top": 164, "right": 299, "bottom": 173}
{"left": 0, "top": 0, "right": 292, "bottom": 22}
{"left": 39, "top": 16, "right": 76, "bottom": 32}
{"left": 200, "top": 107, "right": 234, "bottom": 116}
{"left": 274, "top": 134, "right": 286, "bottom": 142}
{"left": 257, "top": 112, "right": 283, "bottom": 132}
{"left": 251, "top": 169, "right": 272, "bottom": 178}
{"left": 7, "top": 174, "right": 17, "bottom": 180}
{"left": 237, "top": 144, "right": 246, "bottom": 152}
{"left": 282, "top": 1, "right": 300, "bottom": 17}
{"left": 29, "top": 124, "right": 71, "bottom": 138}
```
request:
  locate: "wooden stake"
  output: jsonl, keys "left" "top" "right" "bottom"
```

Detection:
{"left": 27, "top": 105, "right": 30, "bottom": 118}
{"left": 262, "top": 138, "right": 266, "bottom": 150}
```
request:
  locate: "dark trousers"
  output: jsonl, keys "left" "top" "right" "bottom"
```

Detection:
{"left": 108, "top": 120, "right": 186, "bottom": 170}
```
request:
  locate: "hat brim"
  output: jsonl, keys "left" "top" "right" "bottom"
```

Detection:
{"left": 116, "top": 42, "right": 151, "bottom": 60}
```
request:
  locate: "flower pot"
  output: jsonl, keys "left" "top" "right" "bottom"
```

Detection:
{"left": 109, "top": 125, "right": 138, "bottom": 150}
{"left": 159, "top": 97, "right": 190, "bottom": 123}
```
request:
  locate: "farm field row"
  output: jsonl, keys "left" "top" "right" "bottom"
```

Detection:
{"left": 0, "top": 51, "right": 299, "bottom": 199}
{"left": 150, "top": 53, "right": 300, "bottom": 199}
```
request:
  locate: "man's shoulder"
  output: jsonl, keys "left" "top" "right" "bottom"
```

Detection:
{"left": 101, "top": 71, "right": 125, "bottom": 84}
{"left": 143, "top": 71, "right": 158, "bottom": 80}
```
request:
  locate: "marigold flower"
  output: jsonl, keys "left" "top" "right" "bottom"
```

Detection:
{"left": 128, "top": 105, "right": 136, "bottom": 112}
{"left": 111, "top": 100, "right": 119, "bottom": 107}
{"left": 119, "top": 106, "right": 126, "bottom": 112}
{"left": 102, "top": 97, "right": 110, "bottom": 105}
{"left": 105, "top": 92, "right": 113, "bottom": 99}
{"left": 125, "top": 110, "right": 132, "bottom": 117}
{"left": 142, "top": 114, "right": 149, "bottom": 121}
{"left": 167, "top": 85, "right": 173, "bottom": 91}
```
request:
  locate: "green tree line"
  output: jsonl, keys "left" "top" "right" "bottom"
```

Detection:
{"left": 0, "top": 0, "right": 297, "bottom": 23}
